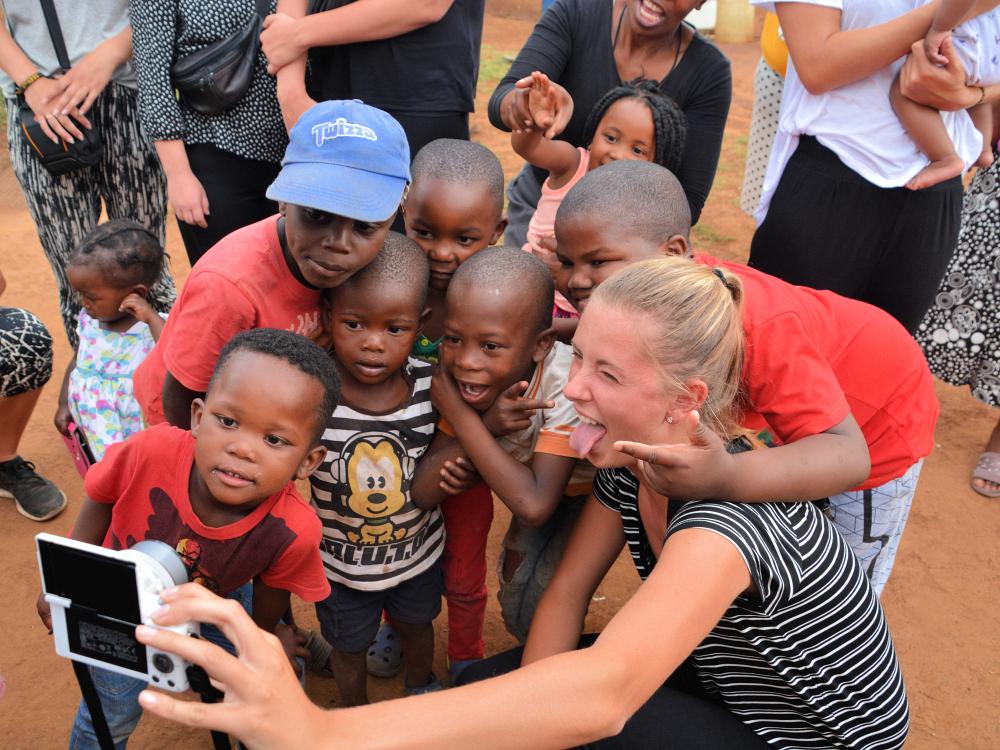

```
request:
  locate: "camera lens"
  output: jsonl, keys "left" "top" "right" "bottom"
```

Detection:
{"left": 152, "top": 653, "right": 175, "bottom": 674}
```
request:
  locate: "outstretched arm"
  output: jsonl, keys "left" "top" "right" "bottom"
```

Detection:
{"left": 137, "top": 525, "right": 747, "bottom": 749}
{"left": 510, "top": 72, "right": 582, "bottom": 186}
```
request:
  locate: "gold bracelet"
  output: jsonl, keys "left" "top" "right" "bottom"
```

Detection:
{"left": 14, "top": 71, "right": 41, "bottom": 96}
{"left": 975, "top": 85, "right": 987, "bottom": 107}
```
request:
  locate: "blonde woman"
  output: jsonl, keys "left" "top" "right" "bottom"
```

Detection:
{"left": 133, "top": 259, "right": 908, "bottom": 749}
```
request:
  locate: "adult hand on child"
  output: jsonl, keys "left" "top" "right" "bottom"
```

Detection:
{"left": 900, "top": 36, "right": 976, "bottom": 111}
{"left": 482, "top": 381, "right": 554, "bottom": 437}
{"left": 261, "top": 13, "right": 305, "bottom": 75}
{"left": 613, "top": 411, "right": 738, "bottom": 501}
{"left": 439, "top": 450, "right": 480, "bottom": 495}
{"left": 136, "top": 584, "right": 325, "bottom": 750}
{"left": 168, "top": 169, "right": 211, "bottom": 229}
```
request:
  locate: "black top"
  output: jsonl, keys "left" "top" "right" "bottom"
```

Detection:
{"left": 307, "top": 0, "right": 485, "bottom": 116}
{"left": 488, "top": 0, "right": 731, "bottom": 224}
{"left": 592, "top": 463, "right": 909, "bottom": 749}
{"left": 131, "top": 0, "right": 288, "bottom": 164}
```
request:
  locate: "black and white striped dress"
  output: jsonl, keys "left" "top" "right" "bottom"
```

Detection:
{"left": 593, "top": 467, "right": 909, "bottom": 749}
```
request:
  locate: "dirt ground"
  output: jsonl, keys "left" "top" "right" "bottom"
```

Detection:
{"left": 1, "top": 10, "right": 998, "bottom": 749}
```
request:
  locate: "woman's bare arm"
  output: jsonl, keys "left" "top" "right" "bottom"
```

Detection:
{"left": 776, "top": 2, "right": 939, "bottom": 94}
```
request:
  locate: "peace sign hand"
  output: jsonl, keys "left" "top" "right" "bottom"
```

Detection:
{"left": 614, "top": 411, "right": 737, "bottom": 501}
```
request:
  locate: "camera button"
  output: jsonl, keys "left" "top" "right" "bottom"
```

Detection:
{"left": 153, "top": 653, "right": 175, "bottom": 674}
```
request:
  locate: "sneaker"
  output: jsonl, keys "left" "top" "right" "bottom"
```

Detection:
{"left": 448, "top": 658, "right": 481, "bottom": 686}
{"left": 0, "top": 457, "right": 67, "bottom": 521}
{"left": 404, "top": 673, "right": 444, "bottom": 696}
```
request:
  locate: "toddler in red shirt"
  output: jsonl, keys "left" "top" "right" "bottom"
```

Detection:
{"left": 134, "top": 99, "right": 410, "bottom": 427}
{"left": 550, "top": 160, "right": 938, "bottom": 595}
{"left": 38, "top": 328, "right": 338, "bottom": 747}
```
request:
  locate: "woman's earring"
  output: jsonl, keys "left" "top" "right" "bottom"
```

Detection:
{"left": 666, "top": 416, "right": 674, "bottom": 424}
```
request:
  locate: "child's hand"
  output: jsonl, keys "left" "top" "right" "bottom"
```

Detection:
{"left": 439, "top": 453, "right": 479, "bottom": 495}
{"left": 53, "top": 402, "right": 72, "bottom": 437}
{"left": 429, "top": 367, "right": 471, "bottom": 420}
{"left": 482, "top": 381, "right": 554, "bottom": 437}
{"left": 510, "top": 73, "right": 574, "bottom": 138}
{"left": 119, "top": 293, "right": 157, "bottom": 325}
{"left": 36, "top": 591, "right": 53, "bottom": 632}
{"left": 612, "top": 411, "right": 738, "bottom": 501}
{"left": 923, "top": 28, "right": 952, "bottom": 66}
{"left": 273, "top": 622, "right": 308, "bottom": 678}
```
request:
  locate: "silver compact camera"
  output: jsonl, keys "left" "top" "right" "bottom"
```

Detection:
{"left": 36, "top": 533, "right": 199, "bottom": 692}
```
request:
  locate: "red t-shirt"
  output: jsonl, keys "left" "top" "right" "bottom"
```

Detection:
{"left": 134, "top": 215, "right": 322, "bottom": 424}
{"left": 694, "top": 254, "right": 938, "bottom": 490}
{"left": 85, "top": 424, "right": 330, "bottom": 602}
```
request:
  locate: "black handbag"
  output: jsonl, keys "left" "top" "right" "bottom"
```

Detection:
{"left": 18, "top": 0, "right": 102, "bottom": 176}
{"left": 170, "top": 0, "right": 270, "bottom": 116}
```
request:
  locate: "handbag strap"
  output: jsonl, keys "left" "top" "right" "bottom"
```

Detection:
{"left": 38, "top": 0, "right": 72, "bottom": 72}
{"left": 255, "top": 0, "right": 271, "bottom": 18}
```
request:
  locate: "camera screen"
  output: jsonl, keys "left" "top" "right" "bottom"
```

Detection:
{"left": 66, "top": 606, "right": 147, "bottom": 673}
{"left": 38, "top": 539, "right": 142, "bottom": 624}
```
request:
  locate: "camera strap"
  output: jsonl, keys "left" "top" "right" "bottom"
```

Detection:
{"left": 38, "top": 0, "right": 73, "bottom": 72}
{"left": 72, "top": 661, "right": 117, "bottom": 750}
{"left": 187, "top": 663, "right": 235, "bottom": 750}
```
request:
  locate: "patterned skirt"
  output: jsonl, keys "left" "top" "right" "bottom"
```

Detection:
{"left": 916, "top": 148, "right": 1000, "bottom": 408}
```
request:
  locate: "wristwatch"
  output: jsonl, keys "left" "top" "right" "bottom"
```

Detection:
{"left": 14, "top": 71, "right": 42, "bottom": 96}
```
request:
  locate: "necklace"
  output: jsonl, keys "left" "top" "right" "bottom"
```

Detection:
{"left": 612, "top": 2, "right": 684, "bottom": 82}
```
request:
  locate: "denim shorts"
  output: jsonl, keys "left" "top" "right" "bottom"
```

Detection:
{"left": 315, "top": 561, "right": 444, "bottom": 654}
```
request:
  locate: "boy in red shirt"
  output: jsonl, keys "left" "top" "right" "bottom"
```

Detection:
{"left": 551, "top": 160, "right": 938, "bottom": 594}
{"left": 134, "top": 99, "right": 410, "bottom": 427}
{"left": 38, "top": 328, "right": 337, "bottom": 747}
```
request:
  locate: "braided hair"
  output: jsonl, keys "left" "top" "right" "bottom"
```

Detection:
{"left": 581, "top": 79, "right": 687, "bottom": 173}
{"left": 69, "top": 219, "right": 164, "bottom": 288}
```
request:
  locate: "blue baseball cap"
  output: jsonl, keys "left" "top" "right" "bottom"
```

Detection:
{"left": 267, "top": 100, "right": 411, "bottom": 222}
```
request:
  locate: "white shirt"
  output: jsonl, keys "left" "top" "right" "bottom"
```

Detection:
{"left": 752, "top": 0, "right": 983, "bottom": 223}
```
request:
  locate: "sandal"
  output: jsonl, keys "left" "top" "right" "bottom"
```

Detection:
{"left": 971, "top": 451, "right": 1000, "bottom": 498}
{"left": 302, "top": 630, "right": 334, "bottom": 677}
{"left": 366, "top": 621, "right": 403, "bottom": 678}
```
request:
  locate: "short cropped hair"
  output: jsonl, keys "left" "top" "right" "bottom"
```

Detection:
{"left": 69, "top": 219, "right": 164, "bottom": 288}
{"left": 411, "top": 138, "right": 505, "bottom": 213}
{"left": 556, "top": 160, "right": 692, "bottom": 243}
{"left": 450, "top": 245, "right": 554, "bottom": 334}
{"left": 210, "top": 328, "right": 340, "bottom": 445}
{"left": 339, "top": 231, "right": 430, "bottom": 310}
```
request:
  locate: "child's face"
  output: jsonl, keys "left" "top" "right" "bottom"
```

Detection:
{"left": 282, "top": 204, "right": 393, "bottom": 289}
{"left": 587, "top": 97, "right": 656, "bottom": 171}
{"left": 190, "top": 351, "right": 326, "bottom": 509}
{"left": 441, "top": 284, "right": 552, "bottom": 412}
{"left": 403, "top": 178, "right": 506, "bottom": 292}
{"left": 327, "top": 280, "right": 425, "bottom": 388}
{"left": 554, "top": 215, "right": 664, "bottom": 313}
{"left": 66, "top": 263, "right": 140, "bottom": 323}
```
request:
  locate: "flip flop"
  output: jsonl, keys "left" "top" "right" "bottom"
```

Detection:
{"left": 302, "top": 630, "right": 334, "bottom": 677}
{"left": 971, "top": 451, "right": 1000, "bottom": 498}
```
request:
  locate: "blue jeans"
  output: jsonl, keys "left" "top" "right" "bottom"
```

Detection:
{"left": 68, "top": 583, "right": 252, "bottom": 750}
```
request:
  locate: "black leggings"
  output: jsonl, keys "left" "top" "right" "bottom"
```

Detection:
{"left": 457, "top": 637, "right": 769, "bottom": 749}
{"left": 749, "top": 135, "right": 963, "bottom": 333}
{"left": 177, "top": 143, "right": 282, "bottom": 266}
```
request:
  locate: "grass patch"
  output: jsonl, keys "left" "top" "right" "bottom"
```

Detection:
{"left": 693, "top": 222, "right": 734, "bottom": 244}
{"left": 479, "top": 44, "right": 515, "bottom": 87}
